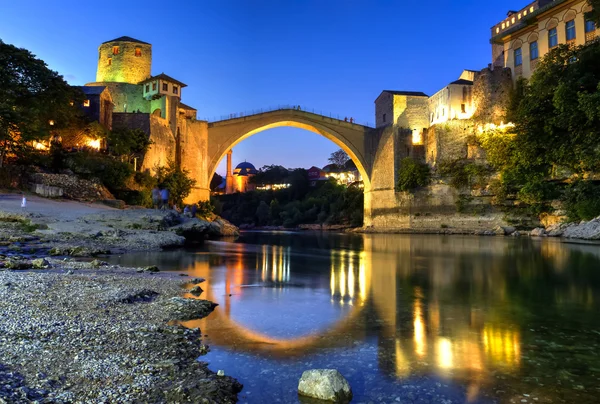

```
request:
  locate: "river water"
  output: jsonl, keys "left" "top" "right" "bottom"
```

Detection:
{"left": 109, "top": 232, "right": 600, "bottom": 403}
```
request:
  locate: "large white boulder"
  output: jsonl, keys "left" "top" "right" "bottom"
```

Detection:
{"left": 298, "top": 369, "right": 352, "bottom": 403}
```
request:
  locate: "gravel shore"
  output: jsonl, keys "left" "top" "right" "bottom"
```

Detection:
{"left": 0, "top": 260, "right": 242, "bottom": 403}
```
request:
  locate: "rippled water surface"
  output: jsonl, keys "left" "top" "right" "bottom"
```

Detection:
{"left": 109, "top": 232, "right": 600, "bottom": 403}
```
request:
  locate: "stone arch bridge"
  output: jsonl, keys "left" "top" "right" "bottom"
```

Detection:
{"left": 144, "top": 107, "right": 407, "bottom": 227}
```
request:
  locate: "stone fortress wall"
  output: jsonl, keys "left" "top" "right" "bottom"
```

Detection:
{"left": 366, "top": 63, "right": 515, "bottom": 231}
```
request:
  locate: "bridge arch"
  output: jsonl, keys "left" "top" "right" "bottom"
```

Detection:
{"left": 206, "top": 109, "right": 373, "bottom": 192}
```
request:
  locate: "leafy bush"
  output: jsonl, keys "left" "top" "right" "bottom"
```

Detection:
{"left": 396, "top": 157, "right": 430, "bottom": 193}
{"left": 113, "top": 190, "right": 152, "bottom": 207}
{"left": 195, "top": 200, "right": 215, "bottom": 218}
{"left": 563, "top": 180, "right": 600, "bottom": 221}
{"left": 155, "top": 163, "right": 196, "bottom": 206}
{"left": 438, "top": 160, "right": 491, "bottom": 189}
{"left": 66, "top": 152, "right": 133, "bottom": 191}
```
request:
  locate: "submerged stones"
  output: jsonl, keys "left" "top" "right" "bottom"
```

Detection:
{"left": 298, "top": 369, "right": 352, "bottom": 403}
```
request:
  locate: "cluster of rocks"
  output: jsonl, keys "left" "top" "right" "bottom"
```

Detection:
{"left": 29, "top": 173, "right": 114, "bottom": 201}
{"left": 529, "top": 217, "right": 600, "bottom": 240}
{"left": 0, "top": 264, "right": 242, "bottom": 402}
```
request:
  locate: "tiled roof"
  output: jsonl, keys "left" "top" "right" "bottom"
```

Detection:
{"left": 179, "top": 102, "right": 197, "bottom": 111}
{"left": 382, "top": 90, "right": 429, "bottom": 97}
{"left": 102, "top": 36, "right": 150, "bottom": 45}
{"left": 449, "top": 79, "right": 474, "bottom": 85}
{"left": 77, "top": 85, "right": 107, "bottom": 95}
{"left": 139, "top": 73, "right": 187, "bottom": 88}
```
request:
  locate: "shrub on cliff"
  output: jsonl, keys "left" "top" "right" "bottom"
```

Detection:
{"left": 396, "top": 158, "right": 430, "bottom": 193}
{"left": 563, "top": 180, "right": 600, "bottom": 221}
{"left": 155, "top": 163, "right": 196, "bottom": 207}
{"left": 438, "top": 160, "right": 491, "bottom": 190}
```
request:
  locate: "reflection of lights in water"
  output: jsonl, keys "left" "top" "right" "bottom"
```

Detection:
{"left": 436, "top": 338, "right": 453, "bottom": 369}
{"left": 413, "top": 293, "right": 426, "bottom": 358}
{"left": 395, "top": 339, "right": 410, "bottom": 377}
{"left": 260, "top": 245, "right": 290, "bottom": 283}
{"left": 329, "top": 250, "right": 367, "bottom": 306}
{"left": 482, "top": 325, "right": 521, "bottom": 368}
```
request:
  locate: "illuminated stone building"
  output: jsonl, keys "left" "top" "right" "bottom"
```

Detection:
{"left": 428, "top": 70, "right": 478, "bottom": 126}
{"left": 82, "top": 36, "right": 206, "bottom": 199}
{"left": 491, "top": 0, "right": 598, "bottom": 81}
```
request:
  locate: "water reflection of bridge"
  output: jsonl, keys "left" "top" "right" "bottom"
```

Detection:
{"left": 181, "top": 235, "right": 522, "bottom": 391}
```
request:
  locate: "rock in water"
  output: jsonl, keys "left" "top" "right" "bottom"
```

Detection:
{"left": 189, "top": 285, "right": 203, "bottom": 296}
{"left": 530, "top": 227, "right": 547, "bottom": 237}
{"left": 298, "top": 369, "right": 352, "bottom": 403}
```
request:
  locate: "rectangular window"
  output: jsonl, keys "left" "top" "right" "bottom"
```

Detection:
{"left": 548, "top": 28, "right": 558, "bottom": 48}
{"left": 382, "top": 113, "right": 386, "bottom": 123}
{"left": 585, "top": 15, "right": 596, "bottom": 33}
{"left": 135, "top": 48, "right": 142, "bottom": 57}
{"left": 173, "top": 86, "right": 178, "bottom": 95}
{"left": 83, "top": 100, "right": 90, "bottom": 107}
{"left": 530, "top": 41, "right": 539, "bottom": 60}
{"left": 566, "top": 20, "right": 576, "bottom": 41}
{"left": 112, "top": 46, "right": 119, "bottom": 55}
{"left": 107, "top": 57, "right": 112, "bottom": 66}
{"left": 145, "top": 84, "right": 150, "bottom": 93}
{"left": 514, "top": 47, "right": 523, "bottom": 66}
{"left": 152, "top": 82, "right": 157, "bottom": 91}
{"left": 162, "top": 83, "right": 168, "bottom": 91}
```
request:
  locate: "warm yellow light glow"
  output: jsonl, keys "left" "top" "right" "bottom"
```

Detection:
{"left": 437, "top": 338, "right": 454, "bottom": 369}
{"left": 34, "top": 142, "right": 47, "bottom": 150}
{"left": 83, "top": 99, "right": 90, "bottom": 107}
{"left": 412, "top": 129, "right": 423, "bottom": 145}
{"left": 482, "top": 324, "right": 521, "bottom": 368}
{"left": 48, "top": 120, "right": 54, "bottom": 126}
{"left": 496, "top": 27, "right": 500, "bottom": 33}
{"left": 530, "top": 6, "right": 534, "bottom": 12}
{"left": 347, "top": 259, "right": 354, "bottom": 299}
{"left": 477, "top": 122, "right": 515, "bottom": 134}
{"left": 87, "top": 139, "right": 101, "bottom": 150}
{"left": 511, "top": 17, "right": 515, "bottom": 23}
{"left": 395, "top": 339, "right": 410, "bottom": 377}
{"left": 413, "top": 298, "right": 426, "bottom": 357}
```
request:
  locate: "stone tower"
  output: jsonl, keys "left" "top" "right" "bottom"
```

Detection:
{"left": 96, "top": 36, "right": 152, "bottom": 84}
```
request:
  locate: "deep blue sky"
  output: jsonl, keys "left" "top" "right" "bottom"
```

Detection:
{"left": 0, "top": 0, "right": 523, "bottom": 176}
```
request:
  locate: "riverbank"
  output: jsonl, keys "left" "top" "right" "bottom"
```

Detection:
{"left": 0, "top": 193, "right": 238, "bottom": 257}
{"left": 0, "top": 260, "right": 242, "bottom": 403}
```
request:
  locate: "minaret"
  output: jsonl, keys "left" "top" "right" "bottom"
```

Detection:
{"left": 225, "top": 150, "right": 234, "bottom": 194}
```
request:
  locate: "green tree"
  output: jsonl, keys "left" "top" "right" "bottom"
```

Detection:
{"left": 0, "top": 40, "right": 83, "bottom": 166}
{"left": 107, "top": 128, "right": 152, "bottom": 163}
{"left": 328, "top": 149, "right": 350, "bottom": 168}
{"left": 155, "top": 162, "right": 196, "bottom": 206}
{"left": 269, "top": 199, "right": 281, "bottom": 224}
{"left": 588, "top": 0, "right": 600, "bottom": 25}
{"left": 396, "top": 157, "right": 430, "bottom": 192}
{"left": 255, "top": 201, "right": 270, "bottom": 226}
{"left": 250, "top": 165, "right": 289, "bottom": 186}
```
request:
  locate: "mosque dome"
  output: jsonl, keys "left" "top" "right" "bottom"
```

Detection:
{"left": 233, "top": 161, "right": 257, "bottom": 176}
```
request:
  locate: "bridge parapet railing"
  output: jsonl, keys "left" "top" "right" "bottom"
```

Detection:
{"left": 201, "top": 105, "right": 373, "bottom": 127}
